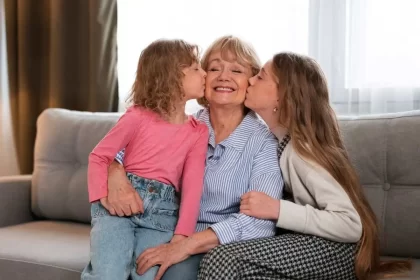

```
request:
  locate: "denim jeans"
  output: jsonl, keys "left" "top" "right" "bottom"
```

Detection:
{"left": 81, "top": 173, "right": 179, "bottom": 280}
{"left": 161, "top": 254, "right": 205, "bottom": 280}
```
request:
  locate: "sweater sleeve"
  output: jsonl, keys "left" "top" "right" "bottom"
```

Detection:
{"left": 174, "top": 124, "right": 209, "bottom": 236}
{"left": 87, "top": 108, "right": 140, "bottom": 202}
{"left": 276, "top": 163, "right": 363, "bottom": 243}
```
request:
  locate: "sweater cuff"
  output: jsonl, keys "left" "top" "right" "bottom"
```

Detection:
{"left": 174, "top": 225, "right": 194, "bottom": 237}
{"left": 89, "top": 188, "right": 108, "bottom": 203}
{"left": 276, "top": 200, "right": 307, "bottom": 233}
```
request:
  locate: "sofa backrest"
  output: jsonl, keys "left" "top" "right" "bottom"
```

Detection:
{"left": 338, "top": 111, "right": 420, "bottom": 258}
{"left": 32, "top": 108, "right": 420, "bottom": 257}
{"left": 32, "top": 108, "right": 121, "bottom": 224}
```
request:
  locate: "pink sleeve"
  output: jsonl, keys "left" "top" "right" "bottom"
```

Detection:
{"left": 87, "top": 108, "right": 140, "bottom": 202}
{"left": 174, "top": 124, "right": 209, "bottom": 236}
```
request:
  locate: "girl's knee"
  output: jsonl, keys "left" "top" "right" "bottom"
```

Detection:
{"left": 81, "top": 260, "right": 131, "bottom": 280}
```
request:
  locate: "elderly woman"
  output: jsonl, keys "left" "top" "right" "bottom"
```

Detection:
{"left": 103, "top": 36, "right": 284, "bottom": 280}
{"left": 197, "top": 53, "right": 412, "bottom": 279}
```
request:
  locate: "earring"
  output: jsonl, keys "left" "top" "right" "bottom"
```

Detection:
{"left": 273, "top": 107, "right": 278, "bottom": 112}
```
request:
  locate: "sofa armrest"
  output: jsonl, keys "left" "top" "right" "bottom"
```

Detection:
{"left": 0, "top": 175, "right": 34, "bottom": 227}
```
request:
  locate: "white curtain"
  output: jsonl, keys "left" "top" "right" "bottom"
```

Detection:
{"left": 309, "top": 0, "right": 420, "bottom": 115}
{"left": 117, "top": 0, "right": 420, "bottom": 116}
{"left": 0, "top": 0, "right": 20, "bottom": 176}
{"left": 117, "top": 0, "right": 309, "bottom": 114}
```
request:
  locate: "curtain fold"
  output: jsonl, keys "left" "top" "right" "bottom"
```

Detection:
{"left": 4, "top": 0, "right": 118, "bottom": 174}
{"left": 0, "top": 0, "right": 19, "bottom": 176}
{"left": 309, "top": 0, "right": 420, "bottom": 115}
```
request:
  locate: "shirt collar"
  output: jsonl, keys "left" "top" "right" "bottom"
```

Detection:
{"left": 270, "top": 125, "right": 288, "bottom": 141}
{"left": 198, "top": 109, "right": 263, "bottom": 151}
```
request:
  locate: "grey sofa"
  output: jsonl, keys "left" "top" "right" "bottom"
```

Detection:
{"left": 0, "top": 108, "right": 419, "bottom": 280}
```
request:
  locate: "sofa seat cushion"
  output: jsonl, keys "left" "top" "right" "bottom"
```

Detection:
{"left": 0, "top": 221, "right": 418, "bottom": 279}
{"left": 0, "top": 221, "right": 90, "bottom": 278}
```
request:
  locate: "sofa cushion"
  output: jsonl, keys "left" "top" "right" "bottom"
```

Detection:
{"left": 32, "top": 108, "right": 121, "bottom": 223}
{"left": 338, "top": 111, "right": 420, "bottom": 258}
{"left": 0, "top": 222, "right": 417, "bottom": 280}
{"left": 0, "top": 221, "right": 90, "bottom": 277}
{"left": 0, "top": 259, "right": 82, "bottom": 280}
{"left": 31, "top": 108, "right": 420, "bottom": 258}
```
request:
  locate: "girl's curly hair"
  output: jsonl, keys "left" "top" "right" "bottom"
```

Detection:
{"left": 126, "top": 39, "right": 199, "bottom": 118}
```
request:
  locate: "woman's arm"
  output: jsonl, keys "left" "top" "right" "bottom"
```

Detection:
{"left": 242, "top": 151, "right": 362, "bottom": 243}
{"left": 136, "top": 228, "right": 220, "bottom": 279}
{"left": 185, "top": 228, "right": 221, "bottom": 254}
{"left": 207, "top": 136, "right": 283, "bottom": 244}
{"left": 210, "top": 171, "right": 282, "bottom": 244}
{"left": 277, "top": 166, "right": 363, "bottom": 243}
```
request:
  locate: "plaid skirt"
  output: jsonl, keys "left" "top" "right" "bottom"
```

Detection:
{"left": 198, "top": 233, "right": 357, "bottom": 280}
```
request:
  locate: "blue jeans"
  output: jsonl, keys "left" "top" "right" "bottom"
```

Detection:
{"left": 161, "top": 254, "right": 205, "bottom": 280}
{"left": 81, "top": 173, "right": 179, "bottom": 280}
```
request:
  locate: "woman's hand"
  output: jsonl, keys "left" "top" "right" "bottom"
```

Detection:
{"left": 99, "top": 197, "right": 115, "bottom": 214}
{"left": 106, "top": 161, "right": 144, "bottom": 216}
{"left": 136, "top": 239, "right": 191, "bottom": 280}
{"left": 240, "top": 191, "right": 280, "bottom": 220}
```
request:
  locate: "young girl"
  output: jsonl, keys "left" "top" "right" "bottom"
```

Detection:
{"left": 198, "top": 52, "right": 411, "bottom": 280}
{"left": 81, "top": 39, "right": 209, "bottom": 280}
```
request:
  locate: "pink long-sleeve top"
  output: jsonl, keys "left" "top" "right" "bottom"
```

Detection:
{"left": 88, "top": 105, "right": 209, "bottom": 236}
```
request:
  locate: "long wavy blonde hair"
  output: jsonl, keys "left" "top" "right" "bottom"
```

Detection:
{"left": 127, "top": 39, "right": 199, "bottom": 119}
{"left": 272, "top": 52, "right": 411, "bottom": 280}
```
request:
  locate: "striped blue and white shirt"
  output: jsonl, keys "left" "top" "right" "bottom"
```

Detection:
{"left": 116, "top": 108, "right": 284, "bottom": 244}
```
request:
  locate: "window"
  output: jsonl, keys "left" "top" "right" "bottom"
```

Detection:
{"left": 117, "top": 0, "right": 420, "bottom": 115}
{"left": 117, "top": 0, "right": 309, "bottom": 114}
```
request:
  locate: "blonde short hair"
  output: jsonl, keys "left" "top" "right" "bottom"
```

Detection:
{"left": 197, "top": 35, "right": 261, "bottom": 107}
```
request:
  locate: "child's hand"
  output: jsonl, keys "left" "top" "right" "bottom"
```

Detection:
{"left": 170, "top": 234, "right": 187, "bottom": 243}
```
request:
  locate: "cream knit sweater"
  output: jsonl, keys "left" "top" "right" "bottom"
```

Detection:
{"left": 272, "top": 127, "right": 362, "bottom": 243}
